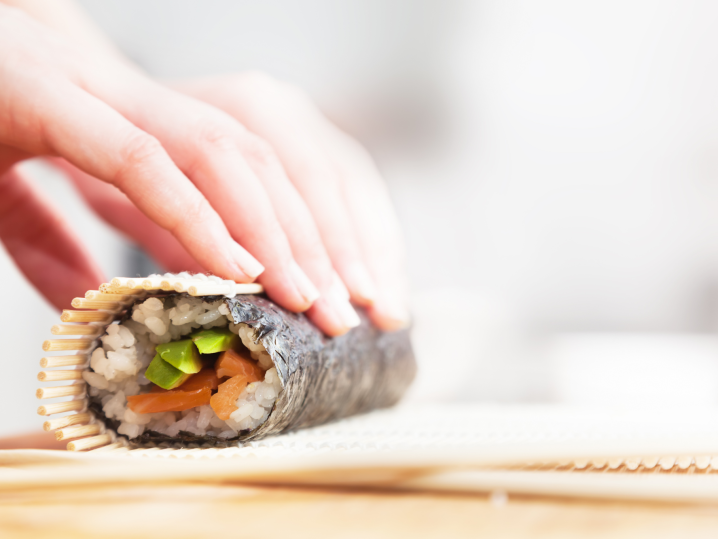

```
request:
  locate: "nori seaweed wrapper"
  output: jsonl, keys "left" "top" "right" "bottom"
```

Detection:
{"left": 90, "top": 294, "right": 416, "bottom": 446}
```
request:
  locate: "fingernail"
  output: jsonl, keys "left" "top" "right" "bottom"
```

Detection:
{"left": 229, "top": 241, "right": 264, "bottom": 280}
{"left": 376, "top": 298, "right": 411, "bottom": 330}
{"left": 331, "top": 271, "right": 350, "bottom": 300}
{"left": 289, "top": 260, "right": 320, "bottom": 304}
{"left": 329, "top": 286, "right": 361, "bottom": 329}
{"left": 344, "top": 265, "right": 378, "bottom": 305}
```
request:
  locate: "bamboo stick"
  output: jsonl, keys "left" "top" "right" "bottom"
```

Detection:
{"left": 71, "top": 298, "right": 122, "bottom": 310}
{"left": 111, "top": 288, "right": 144, "bottom": 296}
{"left": 36, "top": 383, "right": 86, "bottom": 399}
{"left": 173, "top": 280, "right": 190, "bottom": 292}
{"left": 99, "top": 283, "right": 144, "bottom": 295}
{"left": 110, "top": 277, "right": 132, "bottom": 289}
{"left": 37, "top": 400, "right": 85, "bottom": 416}
{"left": 67, "top": 434, "right": 112, "bottom": 451}
{"left": 141, "top": 277, "right": 164, "bottom": 290}
{"left": 51, "top": 324, "right": 103, "bottom": 336}
{"left": 40, "top": 355, "right": 88, "bottom": 368}
{"left": 43, "top": 413, "right": 91, "bottom": 432}
{"left": 110, "top": 277, "right": 144, "bottom": 290}
{"left": 85, "top": 290, "right": 134, "bottom": 301}
{"left": 91, "top": 441, "right": 126, "bottom": 452}
{"left": 56, "top": 423, "right": 101, "bottom": 441}
{"left": 188, "top": 282, "right": 264, "bottom": 296}
{"left": 187, "top": 283, "right": 221, "bottom": 296}
{"left": 160, "top": 279, "right": 174, "bottom": 291}
{"left": 42, "top": 339, "right": 94, "bottom": 352}
{"left": 61, "top": 310, "right": 113, "bottom": 323}
{"left": 695, "top": 456, "right": 712, "bottom": 469}
{"left": 38, "top": 370, "right": 83, "bottom": 382}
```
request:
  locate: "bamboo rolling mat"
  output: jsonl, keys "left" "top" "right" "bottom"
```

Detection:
{"left": 6, "top": 404, "right": 718, "bottom": 503}
{"left": 37, "top": 273, "right": 267, "bottom": 451}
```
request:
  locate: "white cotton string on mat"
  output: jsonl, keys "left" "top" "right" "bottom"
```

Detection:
{"left": 36, "top": 273, "right": 265, "bottom": 451}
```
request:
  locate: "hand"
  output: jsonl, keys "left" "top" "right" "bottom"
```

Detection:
{"left": 0, "top": 5, "right": 263, "bottom": 302}
{"left": 0, "top": 6, "right": 408, "bottom": 334}
{"left": 59, "top": 73, "right": 411, "bottom": 333}
{"left": 175, "top": 74, "right": 410, "bottom": 332}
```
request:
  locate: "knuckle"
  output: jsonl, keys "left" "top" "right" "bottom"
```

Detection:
{"left": 240, "top": 135, "right": 279, "bottom": 167}
{"left": 289, "top": 154, "right": 338, "bottom": 187}
{"left": 194, "top": 120, "right": 238, "bottom": 154}
{"left": 121, "top": 132, "right": 164, "bottom": 166}
{"left": 117, "top": 132, "right": 165, "bottom": 184}
{"left": 169, "top": 197, "right": 211, "bottom": 234}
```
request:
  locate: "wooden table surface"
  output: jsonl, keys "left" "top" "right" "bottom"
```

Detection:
{"left": 2, "top": 433, "right": 718, "bottom": 538}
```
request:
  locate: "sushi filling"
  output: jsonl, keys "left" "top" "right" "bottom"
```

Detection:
{"left": 82, "top": 296, "right": 282, "bottom": 440}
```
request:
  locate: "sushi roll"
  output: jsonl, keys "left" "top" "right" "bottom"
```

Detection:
{"left": 37, "top": 273, "right": 416, "bottom": 450}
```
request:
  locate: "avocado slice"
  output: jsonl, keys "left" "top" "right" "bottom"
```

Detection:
{"left": 190, "top": 328, "right": 240, "bottom": 355}
{"left": 155, "top": 339, "right": 202, "bottom": 374}
{"left": 145, "top": 353, "right": 192, "bottom": 390}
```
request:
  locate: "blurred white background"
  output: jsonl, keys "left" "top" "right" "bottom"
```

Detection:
{"left": 4, "top": 0, "right": 718, "bottom": 435}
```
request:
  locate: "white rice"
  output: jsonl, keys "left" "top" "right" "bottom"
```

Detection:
{"left": 83, "top": 296, "right": 281, "bottom": 441}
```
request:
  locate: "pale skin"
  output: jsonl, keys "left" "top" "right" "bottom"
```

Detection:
{"left": 0, "top": 0, "right": 409, "bottom": 336}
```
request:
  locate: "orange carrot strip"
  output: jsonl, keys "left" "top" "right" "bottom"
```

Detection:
{"left": 181, "top": 367, "right": 220, "bottom": 391}
{"left": 215, "top": 349, "right": 265, "bottom": 380}
{"left": 127, "top": 387, "right": 211, "bottom": 414}
{"left": 149, "top": 367, "right": 220, "bottom": 394}
{"left": 210, "top": 371, "right": 264, "bottom": 420}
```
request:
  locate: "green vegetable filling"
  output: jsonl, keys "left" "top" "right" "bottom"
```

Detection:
{"left": 190, "top": 328, "right": 240, "bottom": 354}
{"left": 145, "top": 354, "right": 192, "bottom": 389}
{"left": 155, "top": 339, "right": 202, "bottom": 374}
{"left": 147, "top": 330, "right": 240, "bottom": 390}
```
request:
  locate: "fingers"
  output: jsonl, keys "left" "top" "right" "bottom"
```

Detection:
{"left": 183, "top": 75, "right": 408, "bottom": 330}
{"left": 119, "top": 87, "right": 361, "bottom": 329}
{"left": 0, "top": 8, "right": 362, "bottom": 333}
{"left": 51, "top": 158, "right": 203, "bottom": 274}
{"left": 141, "top": 84, "right": 367, "bottom": 334}
{"left": 0, "top": 165, "right": 104, "bottom": 310}
{"left": 277, "top": 89, "right": 411, "bottom": 329}
{"left": 255, "top": 87, "right": 410, "bottom": 330}
{"left": 262, "top": 129, "right": 379, "bottom": 307}
{"left": 191, "top": 76, "right": 379, "bottom": 310}
{"left": 59, "top": 156, "right": 365, "bottom": 334}
{"left": 26, "top": 81, "right": 264, "bottom": 283}
{"left": 221, "top": 130, "right": 362, "bottom": 335}
{"left": 321, "top": 132, "right": 410, "bottom": 330}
